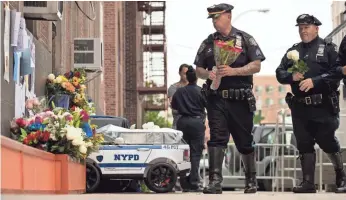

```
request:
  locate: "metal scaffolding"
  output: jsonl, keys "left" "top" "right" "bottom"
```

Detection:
{"left": 138, "top": 1, "right": 167, "bottom": 111}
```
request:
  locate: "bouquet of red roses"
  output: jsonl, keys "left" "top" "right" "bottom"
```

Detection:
{"left": 211, "top": 40, "right": 243, "bottom": 90}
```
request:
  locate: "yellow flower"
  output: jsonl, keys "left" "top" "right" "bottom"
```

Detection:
{"left": 61, "top": 82, "right": 67, "bottom": 88}
{"left": 56, "top": 76, "right": 62, "bottom": 83}
{"left": 80, "top": 84, "right": 86, "bottom": 90}
{"left": 57, "top": 75, "right": 68, "bottom": 83}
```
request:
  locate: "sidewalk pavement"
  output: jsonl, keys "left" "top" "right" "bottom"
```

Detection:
{"left": 2, "top": 192, "right": 345, "bottom": 200}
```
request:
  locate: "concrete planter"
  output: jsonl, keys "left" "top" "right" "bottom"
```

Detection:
{"left": 1, "top": 136, "right": 86, "bottom": 194}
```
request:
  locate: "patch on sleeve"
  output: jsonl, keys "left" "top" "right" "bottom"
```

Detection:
{"left": 249, "top": 37, "right": 258, "bottom": 46}
{"left": 256, "top": 49, "right": 262, "bottom": 56}
{"left": 198, "top": 42, "right": 206, "bottom": 54}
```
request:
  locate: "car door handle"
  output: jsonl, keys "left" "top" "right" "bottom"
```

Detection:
{"left": 137, "top": 148, "right": 150, "bottom": 151}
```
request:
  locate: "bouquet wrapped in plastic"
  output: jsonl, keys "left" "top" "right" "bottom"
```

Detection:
{"left": 211, "top": 40, "right": 243, "bottom": 90}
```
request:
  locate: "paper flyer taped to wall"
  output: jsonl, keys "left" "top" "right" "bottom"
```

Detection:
{"left": 10, "top": 10, "right": 21, "bottom": 47}
{"left": 4, "top": 7, "right": 11, "bottom": 83}
{"left": 15, "top": 17, "right": 28, "bottom": 52}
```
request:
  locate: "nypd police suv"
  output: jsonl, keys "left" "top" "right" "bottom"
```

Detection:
{"left": 86, "top": 125, "right": 191, "bottom": 193}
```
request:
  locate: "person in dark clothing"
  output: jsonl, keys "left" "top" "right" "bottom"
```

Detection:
{"left": 171, "top": 66, "right": 206, "bottom": 192}
{"left": 194, "top": 3, "right": 265, "bottom": 194}
{"left": 275, "top": 14, "right": 346, "bottom": 193}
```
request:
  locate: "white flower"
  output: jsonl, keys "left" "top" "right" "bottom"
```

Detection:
{"left": 142, "top": 122, "right": 155, "bottom": 129}
{"left": 85, "top": 141, "right": 93, "bottom": 147}
{"left": 79, "top": 145, "right": 87, "bottom": 154}
{"left": 153, "top": 125, "right": 160, "bottom": 129}
{"left": 72, "top": 136, "right": 85, "bottom": 146}
{"left": 47, "top": 74, "right": 55, "bottom": 81}
{"left": 286, "top": 50, "right": 299, "bottom": 61}
{"left": 65, "top": 126, "right": 83, "bottom": 140}
{"left": 130, "top": 124, "right": 136, "bottom": 129}
{"left": 50, "top": 134, "right": 57, "bottom": 141}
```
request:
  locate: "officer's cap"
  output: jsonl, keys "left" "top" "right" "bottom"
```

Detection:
{"left": 296, "top": 14, "right": 322, "bottom": 26}
{"left": 207, "top": 3, "right": 234, "bottom": 19}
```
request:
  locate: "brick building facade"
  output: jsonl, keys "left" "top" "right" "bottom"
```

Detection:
{"left": 0, "top": 1, "right": 104, "bottom": 136}
{"left": 253, "top": 75, "right": 291, "bottom": 124}
{"left": 102, "top": 1, "right": 144, "bottom": 125}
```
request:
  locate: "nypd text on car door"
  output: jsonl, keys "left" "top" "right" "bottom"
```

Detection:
{"left": 98, "top": 145, "right": 154, "bottom": 174}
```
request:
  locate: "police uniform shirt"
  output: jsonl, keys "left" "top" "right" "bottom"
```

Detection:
{"left": 276, "top": 36, "right": 339, "bottom": 97}
{"left": 193, "top": 27, "right": 266, "bottom": 89}
{"left": 171, "top": 83, "right": 206, "bottom": 118}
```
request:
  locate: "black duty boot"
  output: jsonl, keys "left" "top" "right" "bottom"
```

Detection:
{"left": 327, "top": 152, "right": 346, "bottom": 193}
{"left": 203, "top": 147, "right": 224, "bottom": 194}
{"left": 292, "top": 153, "right": 316, "bottom": 193}
{"left": 241, "top": 152, "right": 257, "bottom": 193}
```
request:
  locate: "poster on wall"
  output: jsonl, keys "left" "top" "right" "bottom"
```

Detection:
{"left": 3, "top": 6, "right": 10, "bottom": 83}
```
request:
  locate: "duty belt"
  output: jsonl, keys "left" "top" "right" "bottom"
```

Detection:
{"left": 210, "top": 88, "right": 250, "bottom": 100}
{"left": 294, "top": 94, "right": 323, "bottom": 105}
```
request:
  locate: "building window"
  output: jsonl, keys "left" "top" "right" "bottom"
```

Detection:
{"left": 256, "top": 98, "right": 262, "bottom": 110}
{"left": 278, "top": 85, "right": 285, "bottom": 93}
{"left": 255, "top": 85, "right": 263, "bottom": 94}
{"left": 265, "top": 98, "right": 274, "bottom": 106}
{"left": 279, "top": 98, "right": 286, "bottom": 106}
{"left": 266, "top": 85, "right": 274, "bottom": 93}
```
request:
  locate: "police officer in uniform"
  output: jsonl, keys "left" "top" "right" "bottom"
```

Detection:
{"left": 194, "top": 3, "right": 265, "bottom": 194}
{"left": 276, "top": 14, "right": 346, "bottom": 193}
{"left": 171, "top": 66, "right": 206, "bottom": 192}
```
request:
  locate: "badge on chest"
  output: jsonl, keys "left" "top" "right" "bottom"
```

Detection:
{"left": 316, "top": 44, "right": 325, "bottom": 57}
{"left": 235, "top": 35, "right": 242, "bottom": 49}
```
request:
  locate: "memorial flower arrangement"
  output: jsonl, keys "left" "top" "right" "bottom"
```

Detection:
{"left": 211, "top": 39, "right": 243, "bottom": 90}
{"left": 10, "top": 106, "right": 103, "bottom": 161}
{"left": 286, "top": 50, "right": 308, "bottom": 74}
{"left": 45, "top": 68, "right": 95, "bottom": 115}
{"left": 10, "top": 69, "right": 103, "bottom": 162}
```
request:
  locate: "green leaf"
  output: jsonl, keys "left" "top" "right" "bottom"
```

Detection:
{"left": 58, "top": 146, "right": 65, "bottom": 153}
{"left": 287, "top": 68, "right": 293, "bottom": 73}
{"left": 20, "top": 128, "right": 27, "bottom": 136}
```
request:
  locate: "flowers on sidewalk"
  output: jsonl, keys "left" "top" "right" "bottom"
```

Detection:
{"left": 10, "top": 68, "right": 102, "bottom": 162}
{"left": 10, "top": 107, "right": 104, "bottom": 161}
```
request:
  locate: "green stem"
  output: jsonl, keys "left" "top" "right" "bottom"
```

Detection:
{"left": 223, "top": 52, "right": 231, "bottom": 65}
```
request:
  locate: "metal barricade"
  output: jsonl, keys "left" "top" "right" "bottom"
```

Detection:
{"left": 201, "top": 143, "right": 298, "bottom": 191}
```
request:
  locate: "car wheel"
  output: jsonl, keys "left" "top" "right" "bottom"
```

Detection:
{"left": 144, "top": 163, "right": 177, "bottom": 193}
{"left": 86, "top": 162, "right": 101, "bottom": 193}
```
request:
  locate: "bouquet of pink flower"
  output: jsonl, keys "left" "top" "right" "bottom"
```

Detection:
{"left": 211, "top": 40, "right": 243, "bottom": 90}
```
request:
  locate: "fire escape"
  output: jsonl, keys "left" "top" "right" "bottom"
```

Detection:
{"left": 137, "top": 1, "right": 168, "bottom": 111}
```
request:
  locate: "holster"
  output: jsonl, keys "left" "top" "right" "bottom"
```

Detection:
{"left": 328, "top": 91, "right": 340, "bottom": 114}
{"left": 201, "top": 84, "right": 209, "bottom": 104}
{"left": 244, "top": 89, "right": 256, "bottom": 112}
{"left": 285, "top": 92, "right": 294, "bottom": 109}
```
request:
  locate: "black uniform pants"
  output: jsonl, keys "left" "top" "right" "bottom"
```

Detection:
{"left": 292, "top": 113, "right": 340, "bottom": 154}
{"left": 206, "top": 95, "right": 254, "bottom": 155}
{"left": 176, "top": 116, "right": 205, "bottom": 186}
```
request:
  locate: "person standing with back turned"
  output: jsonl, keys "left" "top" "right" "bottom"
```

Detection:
{"left": 194, "top": 3, "right": 265, "bottom": 194}
{"left": 171, "top": 65, "right": 206, "bottom": 192}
